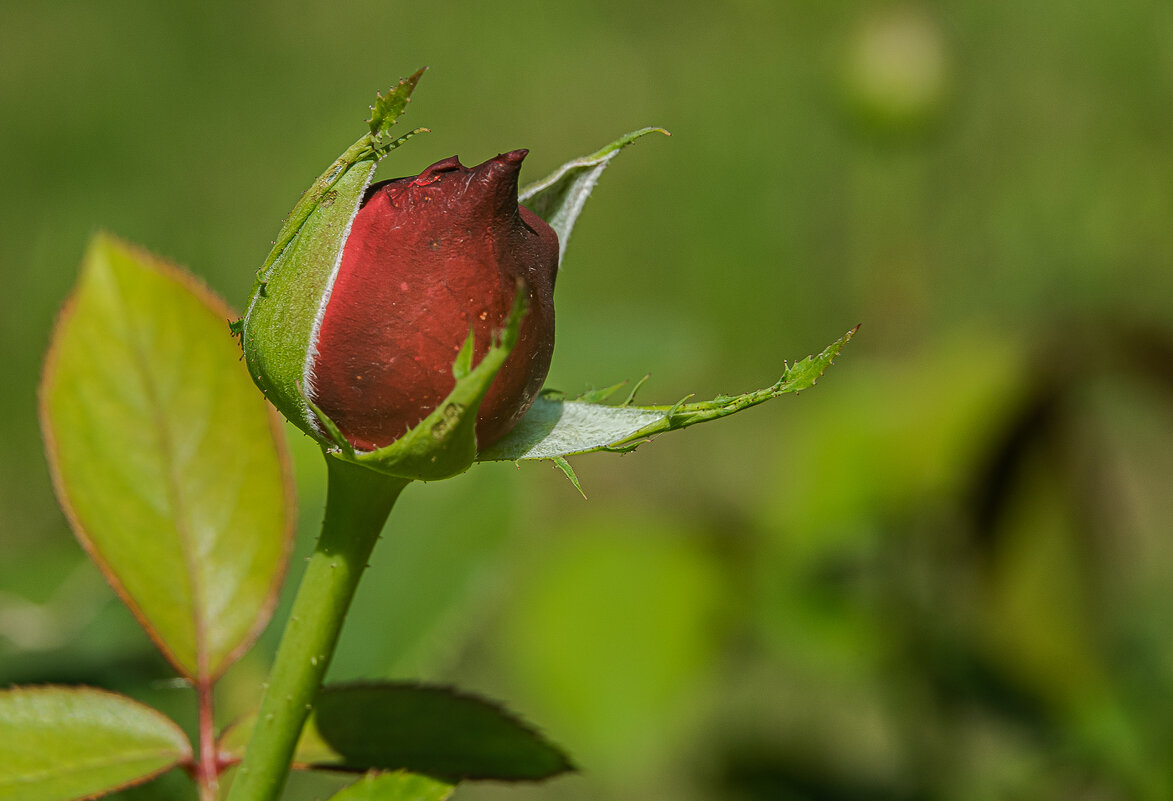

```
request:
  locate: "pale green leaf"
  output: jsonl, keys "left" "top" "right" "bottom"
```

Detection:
{"left": 519, "top": 127, "right": 669, "bottom": 263}
{"left": 479, "top": 327, "right": 857, "bottom": 462}
{"left": 327, "top": 772, "right": 453, "bottom": 801}
{"left": 478, "top": 398, "right": 663, "bottom": 461}
{"left": 0, "top": 686, "right": 191, "bottom": 801}
{"left": 40, "top": 234, "right": 295, "bottom": 680}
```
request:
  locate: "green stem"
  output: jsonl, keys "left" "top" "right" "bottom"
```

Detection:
{"left": 226, "top": 457, "right": 410, "bottom": 801}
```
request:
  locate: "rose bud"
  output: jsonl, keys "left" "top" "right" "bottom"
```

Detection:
{"left": 242, "top": 79, "right": 670, "bottom": 483}
{"left": 308, "top": 150, "right": 559, "bottom": 451}
{"left": 239, "top": 128, "right": 559, "bottom": 475}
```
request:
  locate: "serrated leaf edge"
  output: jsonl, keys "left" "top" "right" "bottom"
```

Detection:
{"left": 0, "top": 684, "right": 193, "bottom": 800}
{"left": 218, "top": 681, "right": 576, "bottom": 782}
{"left": 479, "top": 326, "right": 858, "bottom": 462}
{"left": 39, "top": 234, "right": 296, "bottom": 683}
{"left": 310, "top": 681, "right": 576, "bottom": 781}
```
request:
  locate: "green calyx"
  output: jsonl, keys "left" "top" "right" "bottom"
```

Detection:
{"left": 237, "top": 70, "right": 427, "bottom": 450}
{"left": 236, "top": 65, "right": 526, "bottom": 484}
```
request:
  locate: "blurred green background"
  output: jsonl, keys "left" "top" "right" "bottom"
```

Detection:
{"left": 4, "top": 1, "right": 1173, "bottom": 799}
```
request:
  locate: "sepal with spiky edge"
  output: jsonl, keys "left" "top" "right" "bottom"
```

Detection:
{"left": 520, "top": 127, "right": 670, "bottom": 264}
{"left": 238, "top": 72, "right": 427, "bottom": 447}
{"left": 478, "top": 326, "right": 858, "bottom": 470}
{"left": 368, "top": 68, "right": 426, "bottom": 139}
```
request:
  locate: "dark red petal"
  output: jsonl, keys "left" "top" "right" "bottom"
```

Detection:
{"left": 310, "top": 152, "right": 559, "bottom": 451}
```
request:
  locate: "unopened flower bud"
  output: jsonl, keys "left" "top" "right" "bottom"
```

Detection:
{"left": 240, "top": 139, "right": 558, "bottom": 465}
{"left": 309, "top": 151, "right": 558, "bottom": 450}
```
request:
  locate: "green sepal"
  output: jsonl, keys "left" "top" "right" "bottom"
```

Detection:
{"left": 370, "top": 126, "right": 430, "bottom": 160}
{"left": 577, "top": 381, "right": 627, "bottom": 404}
{"left": 306, "top": 390, "right": 357, "bottom": 459}
{"left": 452, "top": 329, "right": 476, "bottom": 380}
{"left": 552, "top": 457, "right": 586, "bottom": 499}
{"left": 313, "top": 288, "right": 527, "bottom": 481}
{"left": 479, "top": 326, "right": 857, "bottom": 463}
{"left": 368, "top": 68, "right": 426, "bottom": 139}
{"left": 520, "top": 127, "right": 670, "bottom": 264}
{"left": 240, "top": 73, "right": 427, "bottom": 445}
{"left": 241, "top": 158, "right": 376, "bottom": 443}
{"left": 621, "top": 374, "right": 651, "bottom": 406}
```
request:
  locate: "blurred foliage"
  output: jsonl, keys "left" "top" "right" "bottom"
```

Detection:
{"left": 4, "top": 1, "right": 1173, "bottom": 800}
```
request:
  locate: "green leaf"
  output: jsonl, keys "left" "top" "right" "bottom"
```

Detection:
{"left": 479, "top": 327, "right": 857, "bottom": 462}
{"left": 220, "top": 682, "right": 573, "bottom": 782}
{"left": 368, "top": 69, "right": 427, "bottom": 138}
{"left": 326, "top": 772, "right": 453, "bottom": 801}
{"left": 40, "top": 234, "right": 295, "bottom": 680}
{"left": 104, "top": 769, "right": 196, "bottom": 801}
{"left": 519, "top": 127, "right": 669, "bottom": 263}
{"left": 0, "top": 686, "right": 191, "bottom": 801}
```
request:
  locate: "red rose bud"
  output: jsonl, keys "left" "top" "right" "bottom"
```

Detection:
{"left": 305, "top": 150, "right": 559, "bottom": 451}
